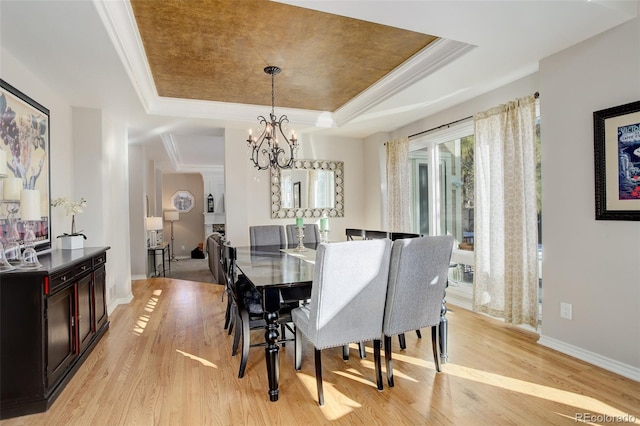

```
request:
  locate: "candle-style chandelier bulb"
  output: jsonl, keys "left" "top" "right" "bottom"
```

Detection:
{"left": 246, "top": 66, "right": 298, "bottom": 170}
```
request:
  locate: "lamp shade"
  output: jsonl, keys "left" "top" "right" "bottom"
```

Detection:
{"left": 20, "top": 189, "right": 41, "bottom": 221}
{"left": 164, "top": 211, "right": 179, "bottom": 221}
{"left": 146, "top": 216, "right": 163, "bottom": 231}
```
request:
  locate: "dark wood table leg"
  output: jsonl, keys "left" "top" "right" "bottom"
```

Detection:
{"left": 263, "top": 288, "right": 281, "bottom": 402}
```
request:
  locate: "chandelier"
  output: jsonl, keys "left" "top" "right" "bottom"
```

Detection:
{"left": 246, "top": 66, "right": 298, "bottom": 170}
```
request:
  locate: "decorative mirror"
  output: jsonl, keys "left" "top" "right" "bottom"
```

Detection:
{"left": 171, "top": 190, "right": 195, "bottom": 213}
{"left": 271, "top": 160, "right": 344, "bottom": 219}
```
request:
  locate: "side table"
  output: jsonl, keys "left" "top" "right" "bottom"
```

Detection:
{"left": 148, "top": 243, "right": 170, "bottom": 277}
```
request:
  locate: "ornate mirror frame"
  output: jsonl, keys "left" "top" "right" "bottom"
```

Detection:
{"left": 271, "top": 160, "right": 344, "bottom": 219}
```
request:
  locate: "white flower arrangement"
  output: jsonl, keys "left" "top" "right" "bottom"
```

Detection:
{"left": 51, "top": 197, "right": 87, "bottom": 238}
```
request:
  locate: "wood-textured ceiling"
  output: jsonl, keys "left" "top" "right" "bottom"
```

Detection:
{"left": 130, "top": 0, "right": 438, "bottom": 112}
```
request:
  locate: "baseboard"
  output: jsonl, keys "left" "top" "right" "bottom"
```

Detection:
{"left": 107, "top": 293, "right": 134, "bottom": 316}
{"left": 538, "top": 335, "right": 640, "bottom": 382}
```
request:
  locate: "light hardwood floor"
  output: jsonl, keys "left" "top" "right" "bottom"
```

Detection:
{"left": 2, "top": 277, "right": 638, "bottom": 425}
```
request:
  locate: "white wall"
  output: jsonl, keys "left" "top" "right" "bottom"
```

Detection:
{"left": 2, "top": 47, "right": 133, "bottom": 314}
{"left": 224, "top": 128, "right": 365, "bottom": 246}
{"left": 128, "top": 144, "right": 147, "bottom": 278}
{"left": 538, "top": 16, "right": 640, "bottom": 377}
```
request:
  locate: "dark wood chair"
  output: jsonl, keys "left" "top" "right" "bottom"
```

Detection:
{"left": 364, "top": 230, "right": 389, "bottom": 240}
{"left": 389, "top": 232, "right": 422, "bottom": 241}
{"left": 345, "top": 228, "right": 365, "bottom": 240}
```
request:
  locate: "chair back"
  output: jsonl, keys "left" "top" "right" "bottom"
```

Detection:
{"left": 345, "top": 228, "right": 365, "bottom": 240}
{"left": 249, "top": 225, "right": 286, "bottom": 247}
{"left": 221, "top": 244, "right": 237, "bottom": 290}
{"left": 306, "top": 239, "right": 392, "bottom": 349}
{"left": 364, "top": 230, "right": 389, "bottom": 240}
{"left": 383, "top": 236, "right": 454, "bottom": 336}
{"left": 286, "top": 224, "right": 320, "bottom": 245}
{"left": 389, "top": 232, "right": 422, "bottom": 241}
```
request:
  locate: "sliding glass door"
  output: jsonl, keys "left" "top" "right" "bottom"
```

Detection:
{"left": 410, "top": 122, "right": 475, "bottom": 289}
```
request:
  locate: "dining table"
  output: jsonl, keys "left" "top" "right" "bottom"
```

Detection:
{"left": 234, "top": 241, "right": 450, "bottom": 402}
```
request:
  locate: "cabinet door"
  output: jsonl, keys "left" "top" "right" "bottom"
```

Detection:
{"left": 46, "top": 286, "right": 76, "bottom": 389}
{"left": 77, "top": 274, "right": 94, "bottom": 354}
{"left": 94, "top": 265, "right": 107, "bottom": 330}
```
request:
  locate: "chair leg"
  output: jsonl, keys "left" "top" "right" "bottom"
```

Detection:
{"left": 398, "top": 333, "right": 406, "bottom": 350}
{"left": 238, "top": 310, "right": 250, "bottom": 378}
{"left": 342, "top": 344, "right": 349, "bottom": 361}
{"left": 384, "top": 335, "right": 394, "bottom": 387}
{"left": 281, "top": 323, "right": 287, "bottom": 347}
{"left": 227, "top": 304, "right": 235, "bottom": 336}
{"left": 431, "top": 326, "right": 441, "bottom": 373}
{"left": 231, "top": 310, "right": 241, "bottom": 356}
{"left": 373, "top": 339, "right": 383, "bottom": 391}
{"left": 359, "top": 342, "right": 366, "bottom": 359}
{"left": 315, "top": 348, "right": 324, "bottom": 406}
{"left": 295, "top": 326, "right": 302, "bottom": 370}
{"left": 223, "top": 296, "right": 231, "bottom": 330}
{"left": 415, "top": 329, "right": 422, "bottom": 339}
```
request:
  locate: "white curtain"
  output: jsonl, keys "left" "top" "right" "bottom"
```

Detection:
{"left": 386, "top": 137, "right": 411, "bottom": 232}
{"left": 473, "top": 95, "right": 538, "bottom": 328}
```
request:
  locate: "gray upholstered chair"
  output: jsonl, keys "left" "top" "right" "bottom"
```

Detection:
{"left": 382, "top": 235, "right": 453, "bottom": 387}
{"left": 286, "top": 223, "right": 320, "bottom": 245}
{"left": 292, "top": 239, "right": 392, "bottom": 406}
{"left": 249, "top": 225, "right": 286, "bottom": 247}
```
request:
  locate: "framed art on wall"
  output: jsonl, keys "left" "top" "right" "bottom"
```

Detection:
{"left": 594, "top": 100, "right": 640, "bottom": 221}
{"left": 0, "top": 79, "right": 51, "bottom": 251}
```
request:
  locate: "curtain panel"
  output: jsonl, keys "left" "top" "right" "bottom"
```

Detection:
{"left": 473, "top": 95, "right": 538, "bottom": 328}
{"left": 386, "top": 137, "right": 411, "bottom": 232}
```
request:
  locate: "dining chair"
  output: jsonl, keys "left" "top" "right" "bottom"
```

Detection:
{"left": 286, "top": 223, "right": 320, "bottom": 245}
{"left": 292, "top": 239, "right": 392, "bottom": 406}
{"left": 364, "top": 229, "right": 389, "bottom": 240}
{"left": 389, "top": 232, "right": 422, "bottom": 241}
{"left": 382, "top": 235, "right": 453, "bottom": 387}
{"left": 345, "top": 228, "right": 365, "bottom": 240}
{"left": 388, "top": 231, "right": 424, "bottom": 346}
{"left": 221, "top": 243, "right": 238, "bottom": 334}
{"left": 249, "top": 225, "right": 286, "bottom": 247}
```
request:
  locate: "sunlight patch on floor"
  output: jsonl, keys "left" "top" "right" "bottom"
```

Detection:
{"left": 176, "top": 349, "right": 217, "bottom": 368}
{"left": 296, "top": 372, "right": 361, "bottom": 420}
{"left": 133, "top": 292, "right": 161, "bottom": 335}
{"left": 443, "top": 363, "right": 640, "bottom": 423}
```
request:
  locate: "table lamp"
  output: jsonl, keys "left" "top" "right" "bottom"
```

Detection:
{"left": 146, "top": 216, "right": 163, "bottom": 248}
{"left": 164, "top": 210, "right": 179, "bottom": 261}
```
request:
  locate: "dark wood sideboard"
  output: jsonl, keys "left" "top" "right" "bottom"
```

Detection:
{"left": 0, "top": 247, "right": 110, "bottom": 419}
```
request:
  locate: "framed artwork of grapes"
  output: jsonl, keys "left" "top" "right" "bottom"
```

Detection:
{"left": 0, "top": 79, "right": 51, "bottom": 253}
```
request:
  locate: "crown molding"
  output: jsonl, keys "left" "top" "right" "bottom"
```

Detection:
{"left": 93, "top": 0, "right": 158, "bottom": 112}
{"left": 334, "top": 39, "right": 475, "bottom": 126}
{"left": 160, "top": 133, "right": 180, "bottom": 170}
